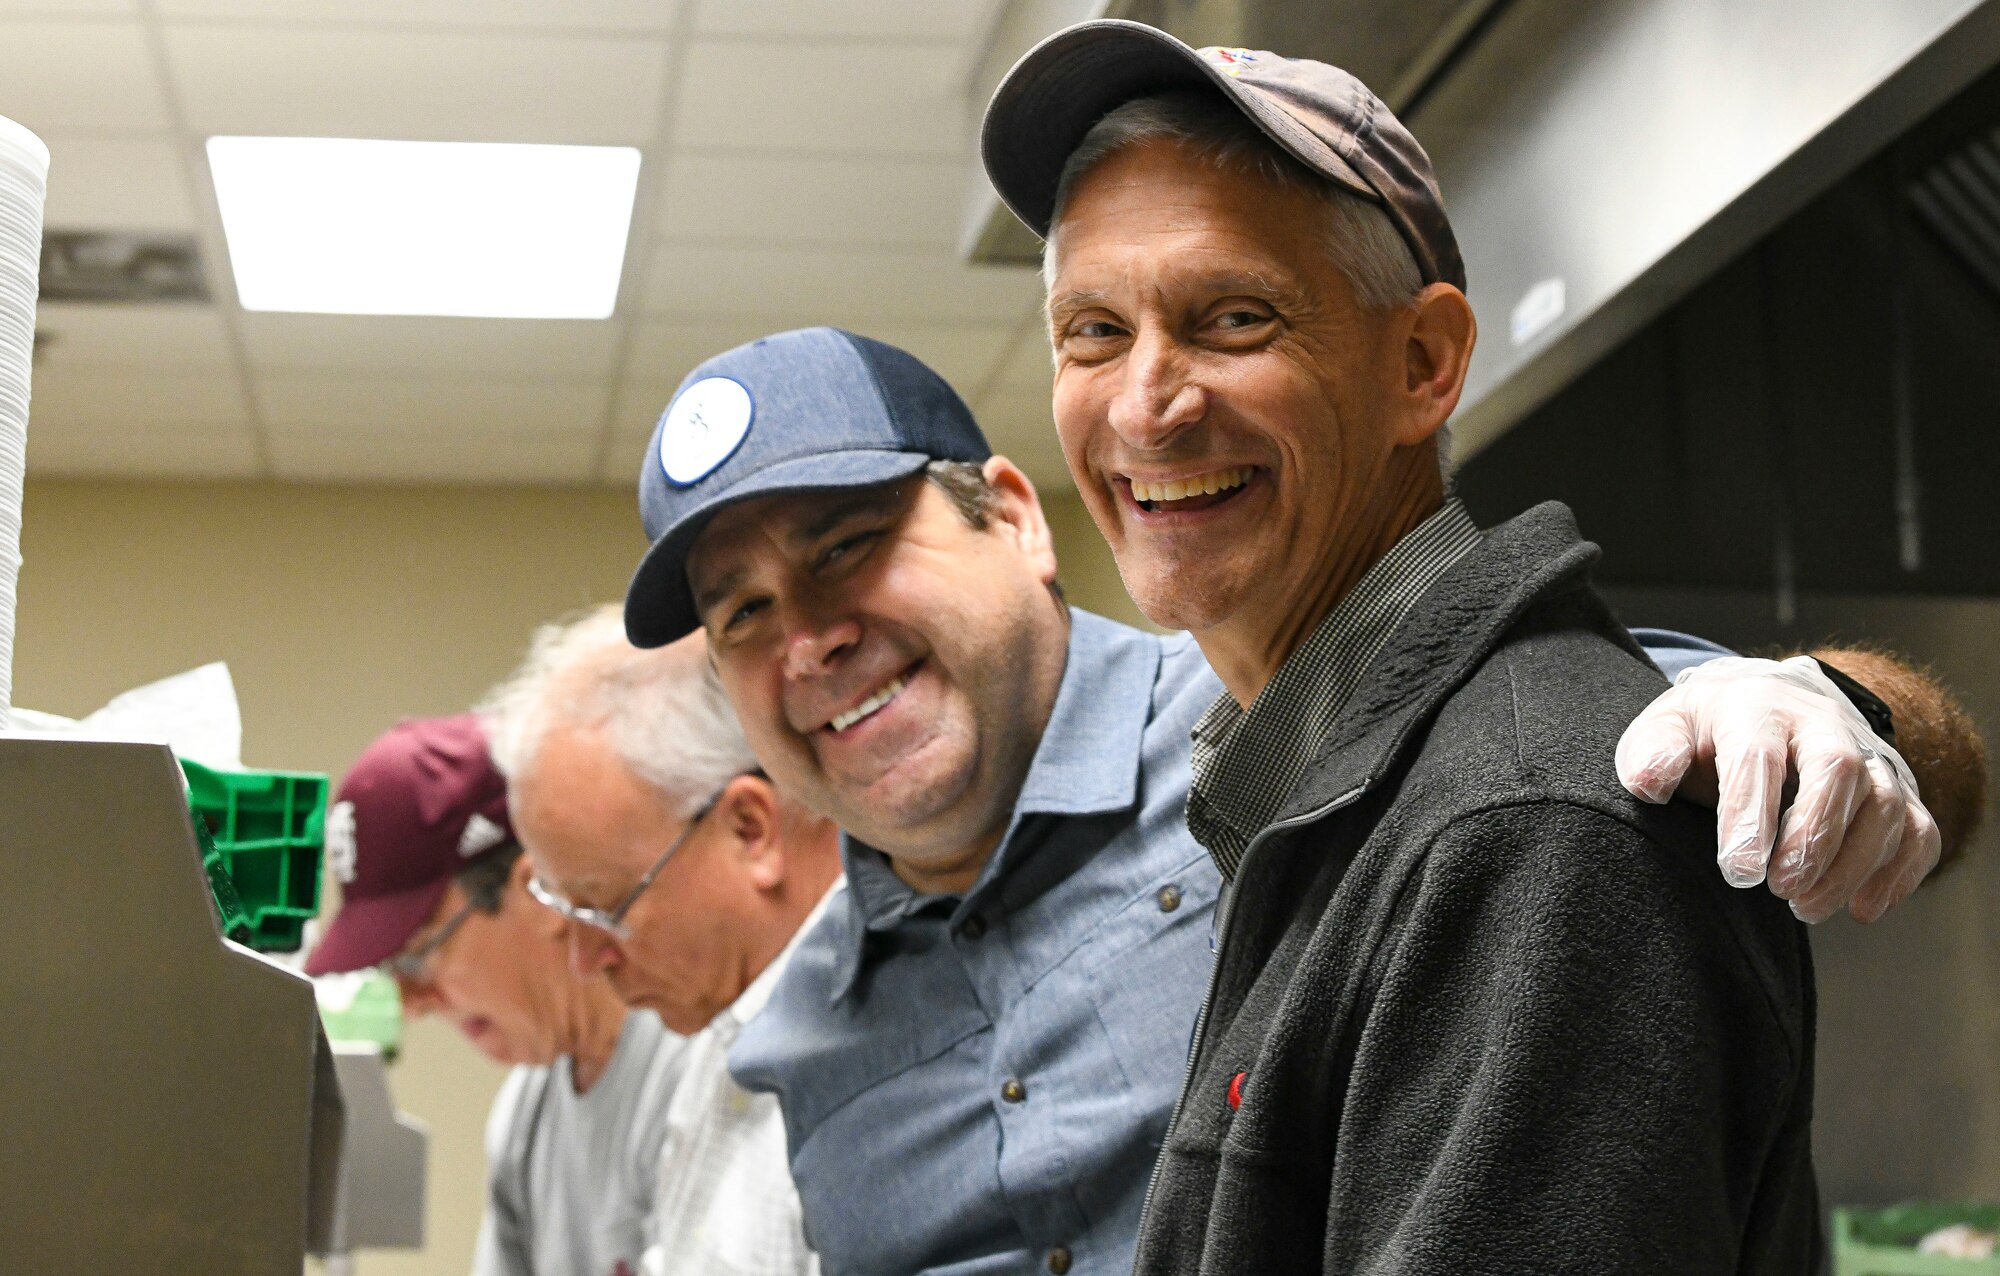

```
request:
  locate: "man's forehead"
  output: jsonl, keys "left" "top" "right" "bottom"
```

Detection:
{"left": 690, "top": 480, "right": 916, "bottom": 572}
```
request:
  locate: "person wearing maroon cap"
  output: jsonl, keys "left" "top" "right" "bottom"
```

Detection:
{"left": 307, "top": 715, "right": 684, "bottom": 1276}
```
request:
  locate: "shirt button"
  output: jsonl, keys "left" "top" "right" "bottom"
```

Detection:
{"left": 1156, "top": 885, "right": 1182, "bottom": 913}
{"left": 1001, "top": 1079, "right": 1026, "bottom": 1104}
{"left": 1047, "top": 1247, "right": 1073, "bottom": 1274}
{"left": 961, "top": 913, "right": 986, "bottom": 940}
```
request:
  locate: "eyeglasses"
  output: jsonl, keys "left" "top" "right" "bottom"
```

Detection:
{"left": 384, "top": 896, "right": 478, "bottom": 982}
{"left": 526, "top": 781, "right": 731, "bottom": 941}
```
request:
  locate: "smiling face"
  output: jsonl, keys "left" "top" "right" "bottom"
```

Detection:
{"left": 1046, "top": 136, "right": 1467, "bottom": 699}
{"left": 685, "top": 461, "right": 1069, "bottom": 893}
{"left": 390, "top": 862, "right": 571, "bottom": 1067}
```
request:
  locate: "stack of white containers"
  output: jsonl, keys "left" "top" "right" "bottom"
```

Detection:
{"left": 0, "top": 115, "right": 48, "bottom": 728}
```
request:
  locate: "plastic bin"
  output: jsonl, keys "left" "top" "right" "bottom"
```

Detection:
{"left": 315, "top": 969, "right": 403, "bottom": 1060}
{"left": 1834, "top": 1204, "right": 2000, "bottom": 1276}
{"left": 181, "top": 758, "right": 329, "bottom": 952}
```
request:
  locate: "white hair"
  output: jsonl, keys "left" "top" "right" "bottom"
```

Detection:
{"left": 1042, "top": 90, "right": 1452, "bottom": 479}
{"left": 479, "top": 605, "right": 758, "bottom": 820}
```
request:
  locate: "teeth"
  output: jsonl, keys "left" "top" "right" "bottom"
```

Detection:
{"left": 1130, "top": 467, "right": 1251, "bottom": 505}
{"left": 830, "top": 675, "right": 906, "bottom": 733}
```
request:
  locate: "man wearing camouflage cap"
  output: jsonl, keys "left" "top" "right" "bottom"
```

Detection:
{"left": 975, "top": 19, "right": 1983, "bottom": 1273}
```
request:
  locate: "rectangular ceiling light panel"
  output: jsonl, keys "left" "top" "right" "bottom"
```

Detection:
{"left": 207, "top": 137, "right": 641, "bottom": 319}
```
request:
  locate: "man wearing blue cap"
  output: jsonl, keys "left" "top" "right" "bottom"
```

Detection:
{"left": 611, "top": 323, "right": 1976, "bottom": 1275}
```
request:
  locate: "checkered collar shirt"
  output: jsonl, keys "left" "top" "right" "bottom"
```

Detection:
{"left": 1187, "top": 498, "right": 1483, "bottom": 879}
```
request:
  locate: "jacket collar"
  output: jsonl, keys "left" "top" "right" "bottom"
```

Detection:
{"left": 1270, "top": 501, "right": 1629, "bottom": 826}
{"left": 828, "top": 608, "right": 1162, "bottom": 1000}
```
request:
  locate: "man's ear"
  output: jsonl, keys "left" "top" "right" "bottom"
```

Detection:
{"left": 507, "top": 852, "right": 565, "bottom": 938}
{"left": 1391, "top": 283, "right": 1477, "bottom": 448}
{"left": 718, "top": 774, "right": 787, "bottom": 891}
{"left": 981, "top": 455, "right": 1060, "bottom": 588}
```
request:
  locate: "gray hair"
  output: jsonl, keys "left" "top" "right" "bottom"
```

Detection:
{"left": 479, "top": 604, "right": 758, "bottom": 820}
{"left": 1042, "top": 90, "right": 1452, "bottom": 477}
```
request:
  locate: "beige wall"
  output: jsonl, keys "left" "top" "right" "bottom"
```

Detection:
{"left": 9, "top": 475, "right": 1149, "bottom": 1275}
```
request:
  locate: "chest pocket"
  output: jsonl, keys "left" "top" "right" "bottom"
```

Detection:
{"left": 1085, "top": 856, "right": 1221, "bottom": 1107}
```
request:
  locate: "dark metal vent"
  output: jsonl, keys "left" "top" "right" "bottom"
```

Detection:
{"left": 1908, "top": 125, "right": 2000, "bottom": 301}
{"left": 38, "top": 230, "right": 210, "bottom": 304}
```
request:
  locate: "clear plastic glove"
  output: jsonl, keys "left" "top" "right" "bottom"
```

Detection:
{"left": 1616, "top": 655, "right": 1940, "bottom": 923}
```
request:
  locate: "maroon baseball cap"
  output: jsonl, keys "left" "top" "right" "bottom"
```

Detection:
{"left": 304, "top": 714, "right": 515, "bottom": 976}
{"left": 980, "top": 19, "right": 1466, "bottom": 293}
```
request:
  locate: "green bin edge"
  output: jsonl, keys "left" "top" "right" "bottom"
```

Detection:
{"left": 1833, "top": 1205, "right": 2000, "bottom": 1276}
{"left": 179, "top": 757, "right": 331, "bottom": 952}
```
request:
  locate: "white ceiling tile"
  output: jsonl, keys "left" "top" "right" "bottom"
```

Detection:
{"left": 256, "top": 373, "right": 608, "bottom": 435}
{"left": 268, "top": 428, "right": 596, "bottom": 484}
{"left": 600, "top": 417, "right": 659, "bottom": 484}
{"left": 640, "top": 244, "right": 1042, "bottom": 321}
{"left": 32, "top": 303, "right": 233, "bottom": 369}
{"left": 25, "top": 366, "right": 249, "bottom": 429}
{"left": 973, "top": 379, "right": 1069, "bottom": 491}
{"left": 0, "top": 20, "right": 171, "bottom": 134}
{"left": 0, "top": 0, "right": 135, "bottom": 15}
{"left": 988, "top": 317, "right": 1055, "bottom": 390}
{"left": 655, "top": 152, "right": 961, "bottom": 247}
{"left": 163, "top": 25, "right": 671, "bottom": 144}
{"left": 40, "top": 136, "right": 200, "bottom": 230}
{"left": 693, "top": 0, "right": 999, "bottom": 41}
{"left": 672, "top": 40, "right": 965, "bottom": 157}
{"left": 238, "top": 314, "right": 623, "bottom": 376}
{"left": 155, "top": 0, "right": 675, "bottom": 31}
{"left": 27, "top": 425, "right": 258, "bottom": 478}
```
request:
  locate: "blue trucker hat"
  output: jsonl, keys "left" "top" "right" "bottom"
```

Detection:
{"left": 624, "top": 327, "right": 992, "bottom": 648}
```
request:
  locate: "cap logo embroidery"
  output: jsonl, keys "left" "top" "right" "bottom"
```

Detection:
{"left": 657, "top": 376, "right": 754, "bottom": 487}
{"left": 326, "top": 800, "right": 358, "bottom": 885}
{"left": 458, "top": 812, "right": 506, "bottom": 858}
{"left": 1210, "top": 47, "right": 1257, "bottom": 76}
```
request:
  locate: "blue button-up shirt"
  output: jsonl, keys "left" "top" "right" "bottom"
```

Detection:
{"left": 730, "top": 610, "right": 1222, "bottom": 1275}
{"left": 728, "top": 609, "right": 1717, "bottom": 1276}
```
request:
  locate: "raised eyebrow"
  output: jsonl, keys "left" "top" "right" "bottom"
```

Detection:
{"left": 1047, "top": 287, "right": 1115, "bottom": 322}
{"left": 792, "top": 489, "right": 910, "bottom": 552}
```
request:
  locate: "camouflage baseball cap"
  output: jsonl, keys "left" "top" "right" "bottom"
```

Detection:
{"left": 980, "top": 18, "right": 1466, "bottom": 293}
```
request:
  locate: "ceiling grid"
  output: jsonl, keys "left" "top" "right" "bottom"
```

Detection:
{"left": 3, "top": 0, "right": 1062, "bottom": 489}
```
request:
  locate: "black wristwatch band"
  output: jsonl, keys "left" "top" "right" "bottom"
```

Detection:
{"left": 1814, "top": 658, "right": 1897, "bottom": 749}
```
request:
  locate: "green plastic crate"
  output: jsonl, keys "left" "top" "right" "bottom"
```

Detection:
{"left": 1834, "top": 1204, "right": 2000, "bottom": 1276}
{"left": 180, "top": 758, "right": 329, "bottom": 952}
{"left": 316, "top": 969, "right": 403, "bottom": 1060}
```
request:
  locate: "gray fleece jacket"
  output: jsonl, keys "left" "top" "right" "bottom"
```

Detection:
{"left": 1133, "top": 502, "right": 1821, "bottom": 1276}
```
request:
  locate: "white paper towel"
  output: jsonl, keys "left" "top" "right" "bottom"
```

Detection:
{"left": 0, "top": 115, "right": 48, "bottom": 729}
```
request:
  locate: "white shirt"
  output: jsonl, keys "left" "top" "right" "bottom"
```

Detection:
{"left": 473, "top": 1009, "right": 685, "bottom": 1276}
{"left": 641, "top": 889, "right": 835, "bottom": 1276}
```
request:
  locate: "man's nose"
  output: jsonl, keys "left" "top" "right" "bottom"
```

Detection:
{"left": 1107, "top": 329, "right": 1204, "bottom": 451}
{"left": 392, "top": 971, "right": 443, "bottom": 1017}
{"left": 568, "top": 926, "right": 620, "bottom": 980}
{"left": 781, "top": 606, "right": 861, "bottom": 682}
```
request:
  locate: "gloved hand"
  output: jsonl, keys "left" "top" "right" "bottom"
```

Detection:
{"left": 1616, "top": 655, "right": 1940, "bottom": 923}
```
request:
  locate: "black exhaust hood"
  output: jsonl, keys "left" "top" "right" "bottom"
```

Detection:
{"left": 1453, "top": 5, "right": 2000, "bottom": 600}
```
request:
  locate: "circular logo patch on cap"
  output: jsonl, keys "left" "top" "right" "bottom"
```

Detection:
{"left": 658, "top": 376, "right": 753, "bottom": 487}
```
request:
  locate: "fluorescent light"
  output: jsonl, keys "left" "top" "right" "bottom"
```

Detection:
{"left": 207, "top": 137, "right": 641, "bottom": 319}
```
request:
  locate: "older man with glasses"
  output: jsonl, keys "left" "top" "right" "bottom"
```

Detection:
{"left": 480, "top": 605, "right": 843, "bottom": 1276}
{"left": 305, "top": 714, "right": 685, "bottom": 1276}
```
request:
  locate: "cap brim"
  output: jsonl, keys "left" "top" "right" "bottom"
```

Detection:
{"left": 981, "top": 19, "right": 1371, "bottom": 240}
{"left": 624, "top": 448, "right": 934, "bottom": 649}
{"left": 303, "top": 876, "right": 451, "bottom": 976}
